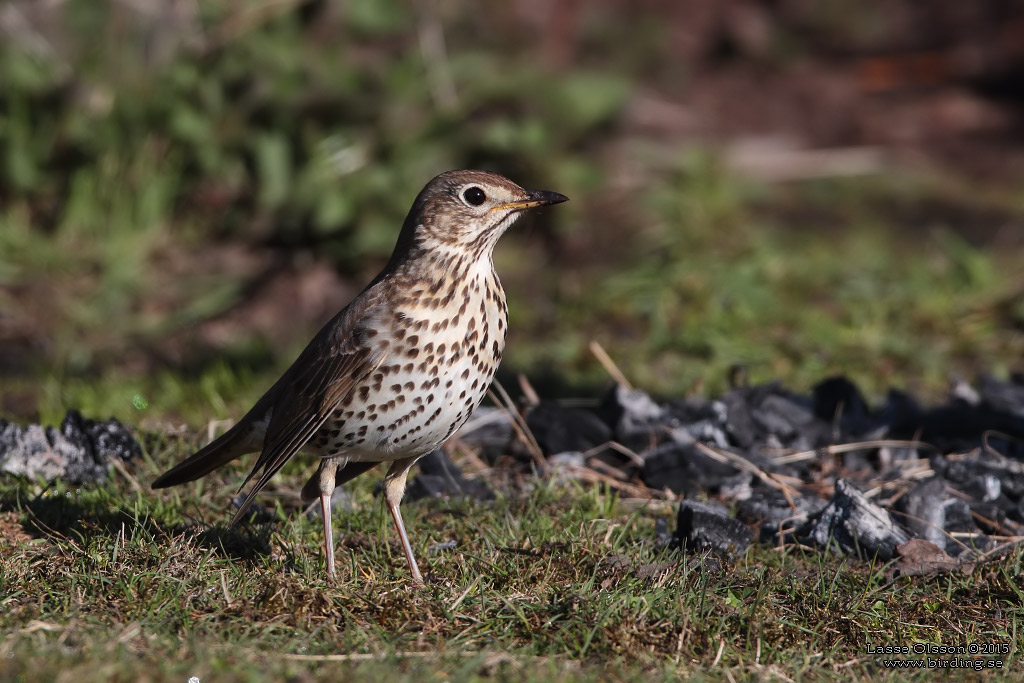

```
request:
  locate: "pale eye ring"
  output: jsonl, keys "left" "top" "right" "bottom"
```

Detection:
{"left": 462, "top": 186, "right": 486, "bottom": 206}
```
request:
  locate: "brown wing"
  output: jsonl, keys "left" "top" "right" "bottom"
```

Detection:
{"left": 230, "top": 294, "right": 388, "bottom": 526}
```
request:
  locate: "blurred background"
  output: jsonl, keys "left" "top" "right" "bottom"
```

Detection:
{"left": 1, "top": 0, "right": 1023, "bottom": 425}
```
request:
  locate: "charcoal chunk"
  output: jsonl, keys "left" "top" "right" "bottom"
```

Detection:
{"left": 892, "top": 476, "right": 948, "bottom": 548}
{"left": 454, "top": 407, "right": 514, "bottom": 462}
{"left": 932, "top": 453, "right": 1024, "bottom": 502}
{"left": 597, "top": 384, "right": 667, "bottom": 451}
{"left": 736, "top": 486, "right": 827, "bottom": 542}
{"left": 977, "top": 372, "right": 1024, "bottom": 418}
{"left": 722, "top": 382, "right": 831, "bottom": 451}
{"left": 405, "top": 449, "right": 494, "bottom": 502}
{"left": 798, "top": 479, "right": 910, "bottom": 560}
{"left": 641, "top": 437, "right": 748, "bottom": 497}
{"left": 674, "top": 500, "right": 752, "bottom": 558}
{"left": 812, "top": 375, "right": 876, "bottom": 438}
{"left": 525, "top": 402, "right": 611, "bottom": 455}
{"left": 0, "top": 410, "right": 140, "bottom": 485}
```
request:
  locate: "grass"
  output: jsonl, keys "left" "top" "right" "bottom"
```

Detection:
{"left": 1, "top": 436, "right": 1021, "bottom": 681}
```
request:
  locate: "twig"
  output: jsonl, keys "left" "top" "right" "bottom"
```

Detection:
{"left": 109, "top": 456, "right": 143, "bottom": 494}
{"left": 488, "top": 381, "right": 546, "bottom": 470}
{"left": 517, "top": 373, "right": 540, "bottom": 408}
{"left": 693, "top": 442, "right": 803, "bottom": 512}
{"left": 588, "top": 340, "right": 631, "bottom": 389}
{"left": 769, "top": 439, "right": 936, "bottom": 465}
{"left": 556, "top": 465, "right": 665, "bottom": 499}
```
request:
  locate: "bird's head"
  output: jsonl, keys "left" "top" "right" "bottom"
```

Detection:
{"left": 393, "top": 170, "right": 568, "bottom": 262}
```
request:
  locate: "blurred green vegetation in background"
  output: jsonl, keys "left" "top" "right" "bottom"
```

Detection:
{"left": 1, "top": 0, "right": 1023, "bottom": 424}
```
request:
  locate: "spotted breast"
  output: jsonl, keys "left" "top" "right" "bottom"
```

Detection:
{"left": 309, "top": 256, "right": 507, "bottom": 461}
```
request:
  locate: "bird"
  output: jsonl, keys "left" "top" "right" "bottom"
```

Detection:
{"left": 151, "top": 170, "right": 568, "bottom": 583}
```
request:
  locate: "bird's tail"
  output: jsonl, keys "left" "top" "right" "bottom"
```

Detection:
{"left": 151, "top": 418, "right": 259, "bottom": 489}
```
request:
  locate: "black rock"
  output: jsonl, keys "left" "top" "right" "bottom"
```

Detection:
{"left": 642, "top": 437, "right": 748, "bottom": 497}
{"left": 0, "top": 409, "right": 141, "bottom": 485}
{"left": 304, "top": 485, "right": 358, "bottom": 523}
{"left": 932, "top": 453, "right": 1024, "bottom": 504}
{"left": 735, "top": 486, "right": 828, "bottom": 542}
{"left": 798, "top": 479, "right": 910, "bottom": 560}
{"left": 977, "top": 372, "right": 1024, "bottom": 418}
{"left": 673, "top": 500, "right": 752, "bottom": 559}
{"left": 453, "top": 407, "right": 514, "bottom": 463}
{"left": 596, "top": 384, "right": 668, "bottom": 451}
{"left": 525, "top": 402, "right": 612, "bottom": 456}
{"left": 404, "top": 449, "right": 494, "bottom": 502}
{"left": 663, "top": 395, "right": 724, "bottom": 426}
{"left": 722, "top": 382, "right": 831, "bottom": 451}
{"left": 942, "top": 498, "right": 989, "bottom": 555}
{"left": 883, "top": 378, "right": 1024, "bottom": 456}
{"left": 654, "top": 517, "right": 673, "bottom": 547}
{"left": 892, "top": 476, "right": 948, "bottom": 548}
{"left": 812, "top": 375, "right": 877, "bottom": 439}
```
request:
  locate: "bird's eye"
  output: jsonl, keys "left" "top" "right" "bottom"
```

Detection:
{"left": 462, "top": 186, "right": 486, "bottom": 206}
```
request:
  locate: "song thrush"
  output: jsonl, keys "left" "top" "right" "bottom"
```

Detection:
{"left": 151, "top": 170, "right": 568, "bottom": 583}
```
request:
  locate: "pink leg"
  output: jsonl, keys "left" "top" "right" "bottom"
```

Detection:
{"left": 383, "top": 457, "right": 423, "bottom": 583}
{"left": 320, "top": 490, "right": 336, "bottom": 579}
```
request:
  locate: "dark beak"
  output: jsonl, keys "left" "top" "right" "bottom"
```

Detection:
{"left": 492, "top": 189, "right": 569, "bottom": 212}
